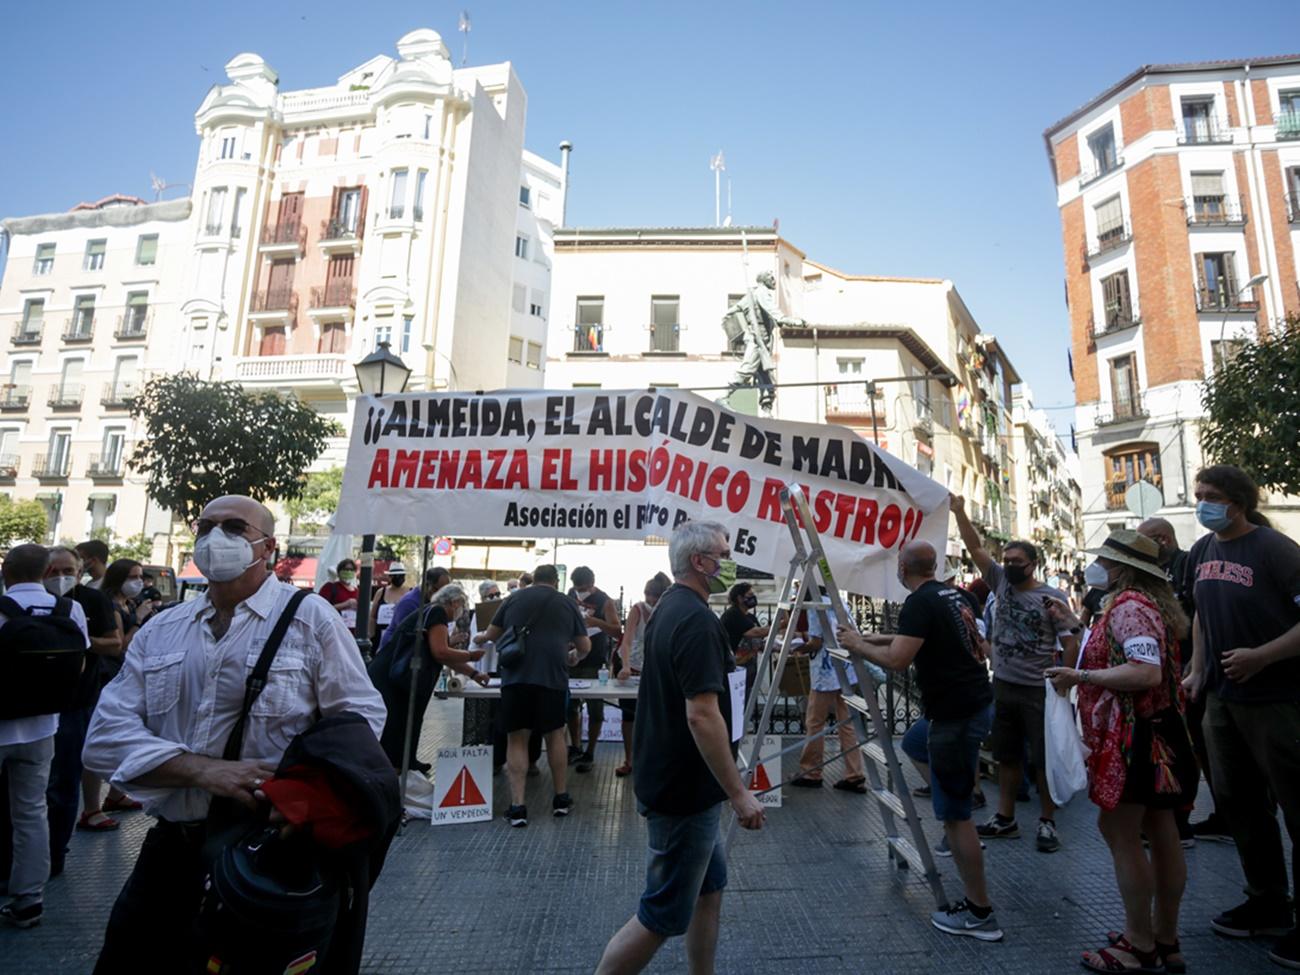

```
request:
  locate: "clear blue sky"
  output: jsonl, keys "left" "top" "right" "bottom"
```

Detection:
{"left": 2, "top": 0, "right": 1293, "bottom": 431}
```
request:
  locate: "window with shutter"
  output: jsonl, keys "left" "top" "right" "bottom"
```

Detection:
{"left": 1101, "top": 271, "right": 1133, "bottom": 329}
{"left": 1190, "top": 171, "right": 1225, "bottom": 220}
{"left": 1094, "top": 196, "right": 1126, "bottom": 249}
{"left": 33, "top": 243, "right": 55, "bottom": 275}
{"left": 135, "top": 234, "right": 159, "bottom": 266}
{"left": 1109, "top": 355, "right": 1138, "bottom": 417}
{"left": 507, "top": 336, "right": 524, "bottom": 364}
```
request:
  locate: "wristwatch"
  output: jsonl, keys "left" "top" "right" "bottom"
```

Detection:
{"left": 1079, "top": 669, "right": 1090, "bottom": 684}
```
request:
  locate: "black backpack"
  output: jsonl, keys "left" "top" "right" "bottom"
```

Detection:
{"left": 0, "top": 595, "right": 87, "bottom": 719}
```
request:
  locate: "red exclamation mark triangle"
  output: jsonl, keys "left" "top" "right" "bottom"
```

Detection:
{"left": 439, "top": 765, "right": 487, "bottom": 807}
{"left": 750, "top": 762, "right": 772, "bottom": 792}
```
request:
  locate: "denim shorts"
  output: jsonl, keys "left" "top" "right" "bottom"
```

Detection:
{"left": 637, "top": 803, "right": 727, "bottom": 937}
{"left": 928, "top": 704, "right": 993, "bottom": 822}
{"left": 900, "top": 717, "right": 930, "bottom": 764}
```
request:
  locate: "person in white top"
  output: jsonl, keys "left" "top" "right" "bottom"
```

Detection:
{"left": 82, "top": 495, "right": 386, "bottom": 972}
{"left": 0, "top": 544, "right": 90, "bottom": 929}
{"left": 613, "top": 572, "right": 671, "bottom": 777}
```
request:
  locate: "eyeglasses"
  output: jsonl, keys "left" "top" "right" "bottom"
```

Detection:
{"left": 193, "top": 517, "right": 264, "bottom": 540}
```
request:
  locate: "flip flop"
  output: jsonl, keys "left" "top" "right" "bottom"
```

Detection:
{"left": 833, "top": 778, "right": 868, "bottom": 794}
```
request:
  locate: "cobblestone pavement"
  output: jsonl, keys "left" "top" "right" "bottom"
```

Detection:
{"left": 1, "top": 698, "right": 1289, "bottom": 974}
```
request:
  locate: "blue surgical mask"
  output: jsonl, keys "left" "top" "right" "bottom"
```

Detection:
{"left": 1196, "top": 501, "right": 1232, "bottom": 533}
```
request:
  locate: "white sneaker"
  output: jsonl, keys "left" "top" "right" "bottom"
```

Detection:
{"left": 930, "top": 899, "right": 1003, "bottom": 942}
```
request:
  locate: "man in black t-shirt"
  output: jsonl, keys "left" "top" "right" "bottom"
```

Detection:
{"left": 837, "top": 541, "right": 1002, "bottom": 943}
{"left": 596, "top": 522, "right": 764, "bottom": 975}
{"left": 565, "top": 566, "right": 621, "bottom": 773}
{"left": 482, "top": 564, "right": 589, "bottom": 828}
{"left": 1183, "top": 467, "right": 1300, "bottom": 954}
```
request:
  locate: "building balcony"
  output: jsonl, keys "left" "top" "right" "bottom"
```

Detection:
{"left": 1095, "top": 395, "right": 1149, "bottom": 428}
{"left": 0, "top": 454, "right": 16, "bottom": 479}
{"left": 570, "top": 324, "right": 606, "bottom": 354}
{"left": 11, "top": 323, "right": 43, "bottom": 345}
{"left": 912, "top": 415, "right": 934, "bottom": 439}
{"left": 249, "top": 289, "right": 299, "bottom": 321}
{"left": 824, "top": 383, "right": 885, "bottom": 421}
{"left": 1185, "top": 195, "right": 1247, "bottom": 227}
{"left": 0, "top": 385, "right": 31, "bottom": 411}
{"left": 48, "top": 385, "right": 84, "bottom": 409}
{"left": 1107, "top": 474, "right": 1163, "bottom": 511}
{"left": 62, "top": 317, "right": 95, "bottom": 343}
{"left": 1177, "top": 116, "right": 1233, "bottom": 145}
{"left": 115, "top": 311, "right": 150, "bottom": 341}
{"left": 259, "top": 223, "right": 307, "bottom": 256}
{"left": 87, "top": 454, "right": 124, "bottom": 480}
{"left": 319, "top": 218, "right": 363, "bottom": 253}
{"left": 647, "top": 323, "right": 682, "bottom": 354}
{"left": 1195, "top": 287, "right": 1259, "bottom": 313}
{"left": 1078, "top": 154, "right": 1125, "bottom": 189}
{"left": 1086, "top": 221, "right": 1133, "bottom": 261}
{"left": 308, "top": 282, "right": 356, "bottom": 318}
{"left": 32, "top": 454, "right": 70, "bottom": 480}
{"left": 1277, "top": 112, "right": 1300, "bottom": 141}
{"left": 1092, "top": 310, "right": 1142, "bottom": 339}
{"left": 101, "top": 382, "right": 137, "bottom": 410}
{"left": 233, "top": 353, "right": 350, "bottom": 387}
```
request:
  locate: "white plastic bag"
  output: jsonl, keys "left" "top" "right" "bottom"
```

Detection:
{"left": 1043, "top": 678, "right": 1089, "bottom": 806}
{"left": 402, "top": 770, "right": 435, "bottom": 820}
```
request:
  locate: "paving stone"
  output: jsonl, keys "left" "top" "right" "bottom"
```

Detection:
{"left": 0, "top": 697, "right": 1286, "bottom": 973}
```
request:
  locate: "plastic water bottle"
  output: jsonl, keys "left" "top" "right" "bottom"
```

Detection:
{"left": 598, "top": 666, "right": 610, "bottom": 686}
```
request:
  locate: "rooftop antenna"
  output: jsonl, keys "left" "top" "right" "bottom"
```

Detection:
{"left": 458, "top": 10, "right": 471, "bottom": 66}
{"left": 149, "top": 172, "right": 166, "bottom": 201}
{"left": 709, "top": 150, "right": 726, "bottom": 227}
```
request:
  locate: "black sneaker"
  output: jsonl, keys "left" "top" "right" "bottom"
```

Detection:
{"left": 976, "top": 814, "right": 1020, "bottom": 839}
{"left": 552, "top": 793, "right": 574, "bottom": 817}
{"left": 930, "top": 898, "right": 1003, "bottom": 942}
{"left": 1191, "top": 814, "right": 1233, "bottom": 844}
{"left": 912, "top": 784, "right": 932, "bottom": 798}
{"left": 1036, "top": 818, "right": 1061, "bottom": 853}
{"left": 1269, "top": 928, "right": 1300, "bottom": 969}
{"left": 1211, "top": 896, "right": 1294, "bottom": 938}
{"left": 567, "top": 746, "right": 583, "bottom": 764}
{"left": 505, "top": 804, "right": 528, "bottom": 828}
{"left": 575, "top": 753, "right": 594, "bottom": 774}
{"left": 0, "top": 901, "right": 42, "bottom": 929}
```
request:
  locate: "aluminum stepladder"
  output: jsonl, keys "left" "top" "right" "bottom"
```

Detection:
{"left": 731, "top": 484, "right": 947, "bottom": 910}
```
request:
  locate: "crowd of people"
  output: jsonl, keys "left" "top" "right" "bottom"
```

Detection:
{"left": 0, "top": 460, "right": 1297, "bottom": 974}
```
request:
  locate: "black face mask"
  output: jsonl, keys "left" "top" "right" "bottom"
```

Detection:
{"left": 1004, "top": 564, "right": 1030, "bottom": 585}
{"left": 742, "top": 595, "right": 758, "bottom": 609}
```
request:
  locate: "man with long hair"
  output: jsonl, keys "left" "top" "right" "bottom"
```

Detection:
{"left": 1183, "top": 465, "right": 1300, "bottom": 969}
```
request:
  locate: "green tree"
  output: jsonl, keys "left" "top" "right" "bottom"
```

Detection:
{"left": 0, "top": 496, "right": 49, "bottom": 548}
{"left": 128, "top": 374, "right": 342, "bottom": 524}
{"left": 284, "top": 468, "right": 344, "bottom": 535}
{"left": 1200, "top": 317, "right": 1300, "bottom": 496}
{"left": 377, "top": 535, "right": 422, "bottom": 563}
{"left": 111, "top": 533, "right": 154, "bottom": 563}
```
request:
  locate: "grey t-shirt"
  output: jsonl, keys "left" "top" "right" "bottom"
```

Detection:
{"left": 983, "top": 562, "right": 1070, "bottom": 686}
{"left": 491, "top": 586, "right": 586, "bottom": 691}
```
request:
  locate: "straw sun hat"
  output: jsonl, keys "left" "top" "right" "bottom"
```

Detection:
{"left": 1085, "top": 529, "right": 1166, "bottom": 581}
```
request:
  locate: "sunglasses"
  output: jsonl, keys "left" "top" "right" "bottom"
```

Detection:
{"left": 193, "top": 517, "right": 265, "bottom": 539}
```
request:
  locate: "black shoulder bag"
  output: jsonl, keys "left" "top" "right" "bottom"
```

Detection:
{"left": 496, "top": 590, "right": 560, "bottom": 672}
{"left": 203, "top": 589, "right": 310, "bottom": 860}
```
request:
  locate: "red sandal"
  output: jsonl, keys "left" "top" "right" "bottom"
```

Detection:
{"left": 1107, "top": 931, "right": 1183, "bottom": 973}
{"left": 102, "top": 795, "right": 143, "bottom": 812}
{"left": 1081, "top": 935, "right": 1164, "bottom": 973}
{"left": 614, "top": 763, "right": 633, "bottom": 777}
{"left": 77, "top": 810, "right": 119, "bottom": 832}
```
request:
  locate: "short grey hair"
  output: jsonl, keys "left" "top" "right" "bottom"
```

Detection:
{"left": 669, "top": 520, "right": 729, "bottom": 578}
{"left": 431, "top": 583, "right": 468, "bottom": 612}
{"left": 46, "top": 546, "right": 81, "bottom": 566}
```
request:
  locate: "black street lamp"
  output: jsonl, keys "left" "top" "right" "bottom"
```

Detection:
{"left": 352, "top": 341, "right": 411, "bottom": 658}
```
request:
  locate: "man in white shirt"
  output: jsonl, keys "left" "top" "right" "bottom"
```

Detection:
{"left": 0, "top": 544, "right": 90, "bottom": 929}
{"left": 83, "top": 495, "right": 386, "bottom": 972}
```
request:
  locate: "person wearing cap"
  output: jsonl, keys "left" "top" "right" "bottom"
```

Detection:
{"left": 1044, "top": 530, "right": 1195, "bottom": 974}
{"left": 368, "top": 562, "right": 411, "bottom": 648}
{"left": 1182, "top": 465, "right": 1300, "bottom": 967}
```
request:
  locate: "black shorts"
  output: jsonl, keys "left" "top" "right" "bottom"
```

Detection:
{"left": 990, "top": 679, "right": 1047, "bottom": 768}
{"left": 500, "top": 684, "right": 568, "bottom": 734}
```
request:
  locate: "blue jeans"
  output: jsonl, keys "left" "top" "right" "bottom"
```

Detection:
{"left": 637, "top": 803, "right": 727, "bottom": 937}
{"left": 928, "top": 704, "right": 993, "bottom": 822}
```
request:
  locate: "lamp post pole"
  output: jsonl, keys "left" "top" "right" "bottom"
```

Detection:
{"left": 352, "top": 341, "right": 412, "bottom": 659}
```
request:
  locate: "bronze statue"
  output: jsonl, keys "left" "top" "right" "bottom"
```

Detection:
{"left": 721, "top": 271, "right": 804, "bottom": 411}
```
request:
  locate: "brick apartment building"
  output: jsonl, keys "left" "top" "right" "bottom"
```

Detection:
{"left": 1044, "top": 55, "right": 1300, "bottom": 548}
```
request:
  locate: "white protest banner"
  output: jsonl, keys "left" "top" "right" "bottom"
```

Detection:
{"left": 336, "top": 388, "right": 949, "bottom": 598}
{"left": 740, "top": 735, "right": 783, "bottom": 808}
{"left": 429, "top": 745, "right": 493, "bottom": 825}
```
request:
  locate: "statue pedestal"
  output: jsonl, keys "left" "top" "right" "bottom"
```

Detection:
{"left": 720, "top": 387, "right": 761, "bottom": 417}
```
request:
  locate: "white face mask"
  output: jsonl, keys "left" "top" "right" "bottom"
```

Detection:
{"left": 45, "top": 575, "right": 77, "bottom": 598}
{"left": 1084, "top": 561, "right": 1111, "bottom": 590}
{"left": 122, "top": 579, "right": 144, "bottom": 599}
{"left": 194, "top": 530, "right": 265, "bottom": 583}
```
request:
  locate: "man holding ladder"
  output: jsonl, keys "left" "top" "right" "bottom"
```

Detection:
{"left": 838, "top": 540, "right": 1003, "bottom": 941}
